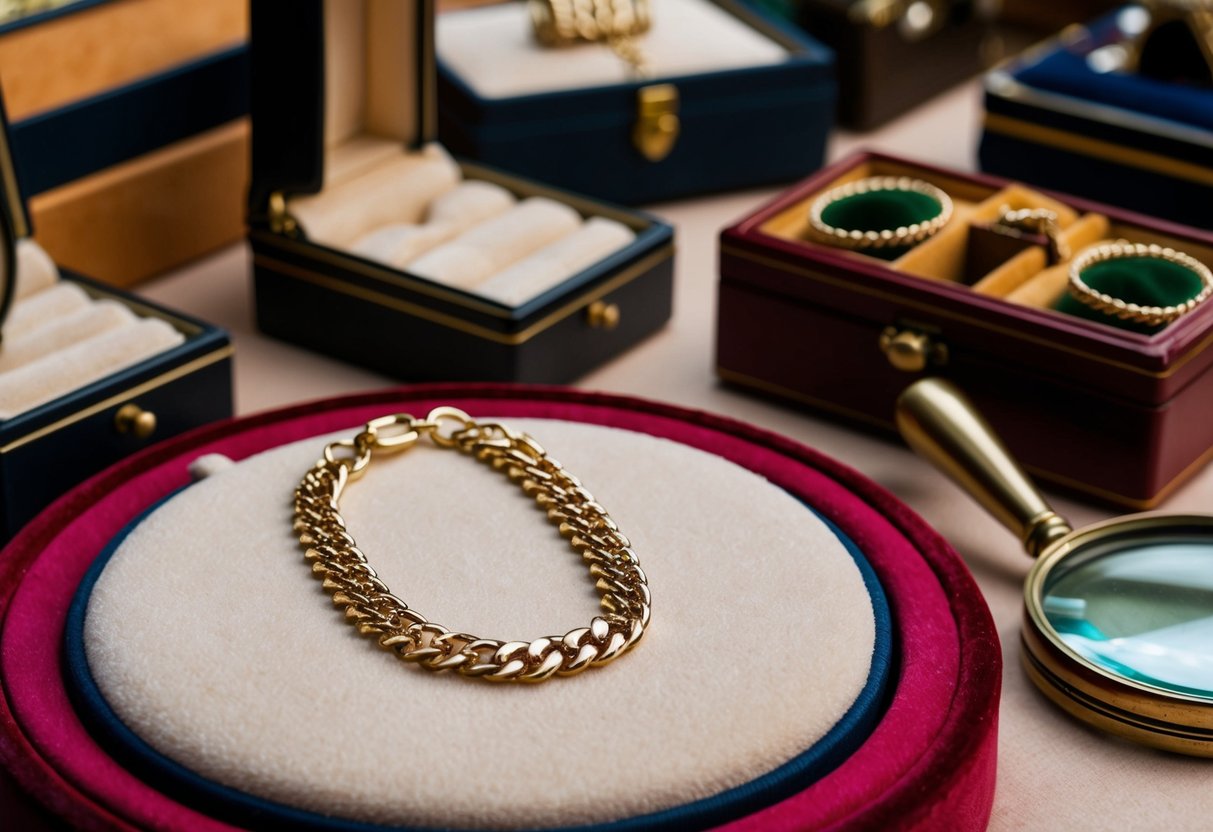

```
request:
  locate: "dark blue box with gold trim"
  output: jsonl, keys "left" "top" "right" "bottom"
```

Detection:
{"left": 249, "top": 0, "right": 675, "bottom": 383}
{"left": 435, "top": 0, "right": 834, "bottom": 205}
{"left": 0, "top": 88, "right": 233, "bottom": 543}
{"left": 0, "top": 0, "right": 248, "bottom": 198}
{"left": 980, "top": 7, "right": 1213, "bottom": 230}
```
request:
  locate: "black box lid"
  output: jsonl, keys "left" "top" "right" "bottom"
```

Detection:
{"left": 249, "top": 0, "right": 437, "bottom": 215}
{"left": 0, "top": 82, "right": 30, "bottom": 331}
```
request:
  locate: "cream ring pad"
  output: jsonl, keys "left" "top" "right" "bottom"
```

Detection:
{"left": 0, "top": 387, "right": 999, "bottom": 830}
{"left": 71, "top": 420, "right": 884, "bottom": 829}
{"left": 286, "top": 145, "right": 638, "bottom": 308}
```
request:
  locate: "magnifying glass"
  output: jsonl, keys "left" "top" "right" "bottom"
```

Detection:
{"left": 896, "top": 378, "right": 1213, "bottom": 756}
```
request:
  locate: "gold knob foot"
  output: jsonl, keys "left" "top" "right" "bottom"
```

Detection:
{"left": 586, "top": 301, "right": 621, "bottom": 331}
{"left": 115, "top": 403, "right": 157, "bottom": 440}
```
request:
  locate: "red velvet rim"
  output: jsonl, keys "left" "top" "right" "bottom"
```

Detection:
{"left": 0, "top": 385, "right": 1001, "bottom": 831}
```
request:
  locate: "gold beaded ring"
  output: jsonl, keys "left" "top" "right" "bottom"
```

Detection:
{"left": 1068, "top": 242, "right": 1213, "bottom": 328}
{"left": 808, "top": 176, "right": 954, "bottom": 252}
{"left": 293, "top": 407, "right": 651, "bottom": 683}
{"left": 991, "top": 206, "right": 1071, "bottom": 265}
{"left": 528, "top": 0, "right": 653, "bottom": 76}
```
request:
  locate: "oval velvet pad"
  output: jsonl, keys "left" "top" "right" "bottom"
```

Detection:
{"left": 74, "top": 420, "right": 886, "bottom": 830}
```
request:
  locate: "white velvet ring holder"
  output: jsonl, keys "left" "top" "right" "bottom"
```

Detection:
{"left": 83, "top": 420, "right": 877, "bottom": 829}
{"left": 406, "top": 197, "right": 582, "bottom": 289}
{"left": 476, "top": 217, "right": 636, "bottom": 305}
{"left": 350, "top": 180, "right": 518, "bottom": 267}
{"left": 290, "top": 146, "right": 463, "bottom": 249}
{"left": 0, "top": 240, "right": 185, "bottom": 419}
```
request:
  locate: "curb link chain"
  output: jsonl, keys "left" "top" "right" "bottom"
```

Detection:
{"left": 292, "top": 408, "right": 651, "bottom": 683}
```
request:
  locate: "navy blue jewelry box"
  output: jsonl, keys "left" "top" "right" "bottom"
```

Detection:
{"left": 249, "top": 0, "right": 675, "bottom": 383}
{"left": 0, "top": 0, "right": 247, "bottom": 199}
{"left": 435, "top": 0, "right": 834, "bottom": 205}
{"left": 980, "top": 7, "right": 1213, "bottom": 230}
{"left": 0, "top": 104, "right": 232, "bottom": 542}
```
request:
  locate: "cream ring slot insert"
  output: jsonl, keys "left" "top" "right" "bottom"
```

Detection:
{"left": 287, "top": 146, "right": 637, "bottom": 308}
{"left": 82, "top": 420, "right": 877, "bottom": 828}
{"left": 758, "top": 160, "right": 1213, "bottom": 333}
{"left": 0, "top": 239, "right": 184, "bottom": 419}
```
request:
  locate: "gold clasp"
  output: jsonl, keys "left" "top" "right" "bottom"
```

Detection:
{"left": 879, "top": 325, "right": 949, "bottom": 373}
{"left": 362, "top": 414, "right": 422, "bottom": 452}
{"left": 634, "top": 84, "right": 679, "bottom": 162}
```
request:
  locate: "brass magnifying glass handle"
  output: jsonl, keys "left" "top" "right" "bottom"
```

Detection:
{"left": 895, "top": 378, "right": 1073, "bottom": 558}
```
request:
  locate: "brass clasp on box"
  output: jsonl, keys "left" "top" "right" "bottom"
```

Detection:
{"left": 586, "top": 300, "right": 621, "bottom": 330}
{"left": 634, "top": 84, "right": 679, "bottom": 162}
{"left": 879, "top": 325, "right": 948, "bottom": 372}
{"left": 114, "top": 403, "right": 157, "bottom": 440}
{"left": 850, "top": 0, "right": 948, "bottom": 41}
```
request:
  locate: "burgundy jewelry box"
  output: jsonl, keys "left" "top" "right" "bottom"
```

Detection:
{"left": 717, "top": 150, "right": 1213, "bottom": 509}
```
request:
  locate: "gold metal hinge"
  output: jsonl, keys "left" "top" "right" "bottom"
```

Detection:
{"left": 268, "top": 191, "right": 299, "bottom": 236}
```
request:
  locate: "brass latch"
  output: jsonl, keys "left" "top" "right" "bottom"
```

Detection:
{"left": 879, "top": 325, "right": 948, "bottom": 372}
{"left": 634, "top": 84, "right": 679, "bottom": 163}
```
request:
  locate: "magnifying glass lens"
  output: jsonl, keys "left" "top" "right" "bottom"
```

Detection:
{"left": 1042, "top": 536, "right": 1213, "bottom": 699}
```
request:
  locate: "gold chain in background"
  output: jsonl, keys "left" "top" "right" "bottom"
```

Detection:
{"left": 293, "top": 407, "right": 651, "bottom": 683}
{"left": 530, "top": 0, "right": 653, "bottom": 76}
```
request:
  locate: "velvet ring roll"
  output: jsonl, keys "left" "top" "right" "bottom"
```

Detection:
{"left": 808, "top": 176, "right": 953, "bottom": 261}
{"left": 1057, "top": 241, "right": 1213, "bottom": 333}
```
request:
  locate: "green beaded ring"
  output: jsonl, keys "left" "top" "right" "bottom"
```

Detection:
{"left": 808, "top": 176, "right": 953, "bottom": 260}
{"left": 1059, "top": 241, "right": 1213, "bottom": 333}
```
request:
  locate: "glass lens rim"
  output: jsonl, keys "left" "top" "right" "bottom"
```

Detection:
{"left": 1024, "top": 515, "right": 1213, "bottom": 716}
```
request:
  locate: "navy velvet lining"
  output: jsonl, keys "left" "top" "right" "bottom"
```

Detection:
{"left": 64, "top": 491, "right": 893, "bottom": 832}
{"left": 1013, "top": 15, "right": 1213, "bottom": 133}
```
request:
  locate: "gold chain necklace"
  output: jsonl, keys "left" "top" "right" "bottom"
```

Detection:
{"left": 293, "top": 407, "right": 651, "bottom": 683}
{"left": 529, "top": 0, "right": 653, "bottom": 77}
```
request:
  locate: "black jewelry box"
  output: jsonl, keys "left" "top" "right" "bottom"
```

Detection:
{"left": 247, "top": 0, "right": 675, "bottom": 383}
{"left": 0, "top": 91, "right": 232, "bottom": 543}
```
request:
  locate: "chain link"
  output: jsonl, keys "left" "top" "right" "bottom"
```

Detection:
{"left": 293, "top": 408, "right": 651, "bottom": 683}
{"left": 529, "top": 0, "right": 652, "bottom": 76}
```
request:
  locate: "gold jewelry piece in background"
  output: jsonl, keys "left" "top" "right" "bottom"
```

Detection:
{"left": 1068, "top": 241, "right": 1213, "bottom": 327}
{"left": 293, "top": 407, "right": 651, "bottom": 683}
{"left": 992, "top": 206, "right": 1070, "bottom": 265}
{"left": 808, "top": 176, "right": 954, "bottom": 252}
{"left": 1124, "top": 0, "right": 1213, "bottom": 84}
{"left": 529, "top": 0, "right": 653, "bottom": 77}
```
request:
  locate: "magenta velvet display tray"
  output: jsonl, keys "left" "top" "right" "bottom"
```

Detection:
{"left": 0, "top": 385, "right": 1001, "bottom": 830}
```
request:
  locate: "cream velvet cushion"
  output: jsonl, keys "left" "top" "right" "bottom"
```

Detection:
{"left": 84, "top": 420, "right": 877, "bottom": 829}
{"left": 289, "top": 145, "right": 638, "bottom": 308}
{"left": 0, "top": 240, "right": 184, "bottom": 419}
{"left": 439, "top": 0, "right": 790, "bottom": 98}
